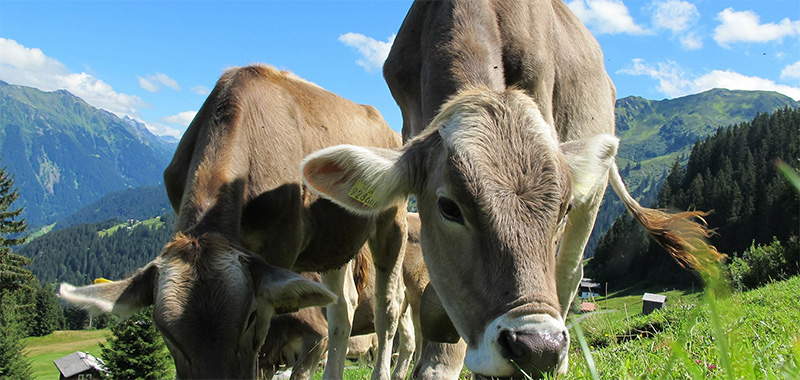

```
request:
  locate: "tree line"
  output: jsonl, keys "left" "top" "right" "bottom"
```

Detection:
{"left": 588, "top": 107, "right": 800, "bottom": 288}
{"left": 19, "top": 213, "right": 175, "bottom": 287}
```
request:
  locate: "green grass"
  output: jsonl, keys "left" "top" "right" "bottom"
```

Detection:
{"left": 98, "top": 216, "right": 165, "bottom": 237}
{"left": 560, "top": 276, "right": 800, "bottom": 379}
{"left": 23, "top": 329, "right": 108, "bottom": 380}
{"left": 28, "top": 223, "right": 56, "bottom": 240}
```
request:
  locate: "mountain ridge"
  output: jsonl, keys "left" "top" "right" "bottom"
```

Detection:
{"left": 0, "top": 81, "right": 177, "bottom": 227}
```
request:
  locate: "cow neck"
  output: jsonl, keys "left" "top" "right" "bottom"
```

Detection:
{"left": 176, "top": 172, "right": 245, "bottom": 244}
{"left": 440, "top": 0, "right": 506, "bottom": 95}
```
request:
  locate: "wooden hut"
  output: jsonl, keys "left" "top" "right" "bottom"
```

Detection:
{"left": 641, "top": 293, "right": 667, "bottom": 315}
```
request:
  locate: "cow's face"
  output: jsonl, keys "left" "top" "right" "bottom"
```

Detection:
{"left": 302, "top": 87, "right": 618, "bottom": 378}
{"left": 59, "top": 232, "right": 336, "bottom": 379}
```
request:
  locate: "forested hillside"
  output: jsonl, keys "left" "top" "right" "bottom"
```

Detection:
{"left": 19, "top": 213, "right": 175, "bottom": 286}
{"left": 55, "top": 185, "right": 173, "bottom": 230}
{"left": 0, "top": 81, "right": 175, "bottom": 227}
{"left": 588, "top": 107, "right": 800, "bottom": 286}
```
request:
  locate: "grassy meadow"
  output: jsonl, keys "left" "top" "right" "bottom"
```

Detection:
{"left": 23, "top": 329, "right": 108, "bottom": 380}
{"left": 558, "top": 276, "right": 800, "bottom": 379}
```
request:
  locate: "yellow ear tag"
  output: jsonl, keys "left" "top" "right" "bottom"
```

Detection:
{"left": 348, "top": 178, "right": 380, "bottom": 208}
{"left": 274, "top": 298, "right": 299, "bottom": 314}
{"left": 94, "top": 277, "right": 113, "bottom": 284}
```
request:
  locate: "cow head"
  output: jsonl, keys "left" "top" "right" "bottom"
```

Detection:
{"left": 59, "top": 232, "right": 336, "bottom": 379}
{"left": 302, "top": 87, "right": 617, "bottom": 378}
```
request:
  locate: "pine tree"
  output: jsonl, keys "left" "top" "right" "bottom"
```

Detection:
{"left": 0, "top": 165, "right": 34, "bottom": 379}
{"left": 30, "top": 284, "right": 65, "bottom": 337}
{"left": 0, "top": 291, "right": 33, "bottom": 379}
{"left": 100, "top": 307, "right": 173, "bottom": 380}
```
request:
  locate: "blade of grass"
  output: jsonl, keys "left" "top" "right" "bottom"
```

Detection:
{"left": 571, "top": 315, "right": 600, "bottom": 380}
{"left": 705, "top": 291, "right": 733, "bottom": 380}
{"left": 777, "top": 161, "right": 800, "bottom": 191}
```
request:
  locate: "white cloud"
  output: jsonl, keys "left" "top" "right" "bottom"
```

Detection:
{"left": 0, "top": 38, "right": 148, "bottom": 118}
{"left": 138, "top": 76, "right": 159, "bottom": 93}
{"left": 679, "top": 31, "right": 702, "bottom": 50}
{"left": 619, "top": 58, "right": 800, "bottom": 100}
{"left": 137, "top": 72, "right": 180, "bottom": 93}
{"left": 144, "top": 122, "right": 183, "bottom": 139}
{"left": 619, "top": 59, "right": 691, "bottom": 97}
{"left": 339, "top": 33, "right": 395, "bottom": 72}
{"left": 161, "top": 111, "right": 197, "bottom": 127}
{"left": 714, "top": 8, "right": 800, "bottom": 48}
{"left": 693, "top": 70, "right": 800, "bottom": 100}
{"left": 782, "top": 61, "right": 800, "bottom": 81}
{"left": 651, "top": 0, "right": 701, "bottom": 49}
{"left": 652, "top": 0, "right": 698, "bottom": 33}
{"left": 191, "top": 85, "right": 211, "bottom": 95}
{"left": 566, "top": 0, "right": 648, "bottom": 35}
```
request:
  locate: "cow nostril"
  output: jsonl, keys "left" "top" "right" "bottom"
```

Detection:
{"left": 498, "top": 329, "right": 526, "bottom": 359}
{"left": 497, "top": 329, "right": 566, "bottom": 374}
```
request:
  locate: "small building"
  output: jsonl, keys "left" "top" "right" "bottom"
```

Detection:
{"left": 579, "top": 278, "right": 600, "bottom": 299}
{"left": 580, "top": 302, "right": 596, "bottom": 313}
{"left": 642, "top": 293, "right": 667, "bottom": 315}
{"left": 54, "top": 351, "right": 107, "bottom": 380}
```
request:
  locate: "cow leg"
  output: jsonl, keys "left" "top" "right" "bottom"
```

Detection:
{"left": 411, "top": 340, "right": 467, "bottom": 380}
{"left": 408, "top": 291, "right": 423, "bottom": 360}
{"left": 322, "top": 265, "right": 358, "bottom": 380}
{"left": 369, "top": 207, "right": 408, "bottom": 380}
{"left": 290, "top": 333, "right": 328, "bottom": 380}
{"left": 391, "top": 299, "right": 415, "bottom": 380}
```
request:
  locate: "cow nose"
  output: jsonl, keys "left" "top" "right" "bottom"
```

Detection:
{"left": 497, "top": 329, "right": 566, "bottom": 374}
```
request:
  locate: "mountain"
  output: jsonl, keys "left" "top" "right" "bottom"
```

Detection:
{"left": 587, "top": 88, "right": 799, "bottom": 256}
{"left": 0, "top": 81, "right": 177, "bottom": 227}
{"left": 615, "top": 88, "right": 798, "bottom": 164}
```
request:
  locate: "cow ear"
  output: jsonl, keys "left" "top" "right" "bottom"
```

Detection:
{"left": 254, "top": 261, "right": 337, "bottom": 314}
{"left": 302, "top": 145, "right": 410, "bottom": 215}
{"left": 560, "top": 134, "right": 619, "bottom": 205}
{"left": 59, "top": 261, "right": 159, "bottom": 319}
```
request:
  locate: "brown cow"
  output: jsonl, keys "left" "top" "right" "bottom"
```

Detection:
{"left": 60, "top": 64, "right": 407, "bottom": 379}
{"left": 302, "top": 1, "right": 722, "bottom": 378}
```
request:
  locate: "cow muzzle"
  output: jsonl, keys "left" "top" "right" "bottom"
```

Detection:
{"left": 465, "top": 313, "right": 568, "bottom": 378}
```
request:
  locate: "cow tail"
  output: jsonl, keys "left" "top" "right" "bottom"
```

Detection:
{"left": 607, "top": 162, "right": 726, "bottom": 276}
{"left": 352, "top": 246, "right": 372, "bottom": 304}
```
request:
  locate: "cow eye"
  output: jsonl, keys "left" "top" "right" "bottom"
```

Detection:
{"left": 437, "top": 197, "right": 464, "bottom": 224}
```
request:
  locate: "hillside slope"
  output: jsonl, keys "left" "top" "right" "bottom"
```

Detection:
{"left": 0, "top": 81, "right": 176, "bottom": 227}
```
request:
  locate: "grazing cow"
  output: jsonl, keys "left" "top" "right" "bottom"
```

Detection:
{"left": 302, "top": 1, "right": 723, "bottom": 378}
{"left": 60, "top": 64, "right": 407, "bottom": 379}
{"left": 259, "top": 214, "right": 427, "bottom": 380}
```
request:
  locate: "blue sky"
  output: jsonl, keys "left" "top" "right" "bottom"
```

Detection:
{"left": 1, "top": 0, "right": 799, "bottom": 138}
